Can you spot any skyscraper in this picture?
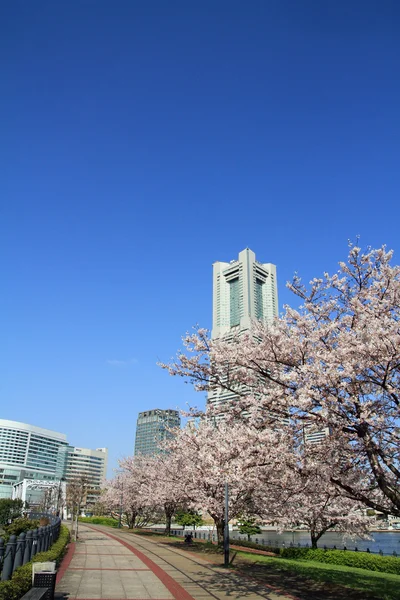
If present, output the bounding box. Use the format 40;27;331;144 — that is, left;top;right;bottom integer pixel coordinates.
209;248;278;409
134;409;180;456
212;248;278;339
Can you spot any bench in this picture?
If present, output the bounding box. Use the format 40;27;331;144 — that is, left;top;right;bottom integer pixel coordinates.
21;588;48;600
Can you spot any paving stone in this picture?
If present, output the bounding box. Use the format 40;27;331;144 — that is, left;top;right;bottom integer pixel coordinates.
56;524;294;600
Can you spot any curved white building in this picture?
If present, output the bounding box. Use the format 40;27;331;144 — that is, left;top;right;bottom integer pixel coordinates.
0;419;68;499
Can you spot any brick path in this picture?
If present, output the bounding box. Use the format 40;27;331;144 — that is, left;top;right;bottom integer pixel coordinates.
55;524;295;600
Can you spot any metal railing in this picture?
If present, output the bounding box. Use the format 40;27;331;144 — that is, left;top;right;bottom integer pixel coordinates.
0;515;61;581
166;528;399;557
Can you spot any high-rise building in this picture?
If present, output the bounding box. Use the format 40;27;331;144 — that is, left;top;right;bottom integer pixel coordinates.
303;425;330;445
0;419;69;500
209;248;278;409
134;409;180;456
65;447;108;512
0;419;107;513
212;248;278;340
65;447;108;487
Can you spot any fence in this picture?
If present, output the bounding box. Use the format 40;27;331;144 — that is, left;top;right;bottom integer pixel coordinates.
165;528;399;557
0;515;61;581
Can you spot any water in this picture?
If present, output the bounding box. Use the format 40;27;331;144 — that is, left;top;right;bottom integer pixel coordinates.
166;527;400;555
230;529;400;555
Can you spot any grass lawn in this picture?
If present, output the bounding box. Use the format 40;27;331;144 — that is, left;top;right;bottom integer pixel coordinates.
234;551;400;600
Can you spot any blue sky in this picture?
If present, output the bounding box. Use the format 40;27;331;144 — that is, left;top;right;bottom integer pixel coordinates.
1;1;399;474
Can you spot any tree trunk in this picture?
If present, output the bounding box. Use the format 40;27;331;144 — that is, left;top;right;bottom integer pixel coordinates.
310;522;335;549
127;511;137;529
164;503;175;536
165;513;172;536
70;508;75;539
74;507;79;541
247;534;251;542
215;519;225;546
310;530;318;549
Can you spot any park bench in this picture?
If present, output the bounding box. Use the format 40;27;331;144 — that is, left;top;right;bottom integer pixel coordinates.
20;588;48;600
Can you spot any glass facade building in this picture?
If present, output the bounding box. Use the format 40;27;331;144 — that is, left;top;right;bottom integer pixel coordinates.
209;248;279;411
212;248;278;340
0;419;68;499
0;420;107;510
134;409;180;456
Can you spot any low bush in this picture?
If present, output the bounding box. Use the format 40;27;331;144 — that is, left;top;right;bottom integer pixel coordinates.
280;546;400;575
0;525;70;600
5;519;40;538
78;516;119;527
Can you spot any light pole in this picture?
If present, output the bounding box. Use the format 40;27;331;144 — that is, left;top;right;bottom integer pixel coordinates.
224;482;229;567
118;481;123;528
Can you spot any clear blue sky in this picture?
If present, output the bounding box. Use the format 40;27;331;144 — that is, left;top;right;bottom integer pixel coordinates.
1;1;399;474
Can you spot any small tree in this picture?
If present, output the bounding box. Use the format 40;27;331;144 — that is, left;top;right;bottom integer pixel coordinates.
238;516;262;541
0;499;23;526
67;477;89;541
175;509;204;531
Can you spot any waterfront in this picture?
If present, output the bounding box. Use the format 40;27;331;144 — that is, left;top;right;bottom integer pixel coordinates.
166;527;400;555
231;529;400;555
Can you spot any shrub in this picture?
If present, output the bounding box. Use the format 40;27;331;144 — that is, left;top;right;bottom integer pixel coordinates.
0;525;70;600
280;546;400;575
78;516;119;527
5;519;40;538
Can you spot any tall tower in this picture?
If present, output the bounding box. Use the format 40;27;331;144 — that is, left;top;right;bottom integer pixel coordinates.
209;248;278;410
212;248;278;339
134;409;181;456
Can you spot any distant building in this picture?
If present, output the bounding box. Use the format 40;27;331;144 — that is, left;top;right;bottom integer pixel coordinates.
65;447;108;487
65;447;108;513
303;424;330;445
0;419;68;501
211;248;278;340
134;409;180;456
0;419;107;513
208;248;278;410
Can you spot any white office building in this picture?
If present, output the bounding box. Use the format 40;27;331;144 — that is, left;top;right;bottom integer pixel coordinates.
65;446;108;487
0;419;68;500
303;425;330;445
0;419;107;512
211;248;278;340
208;248;278;410
65;446;108;512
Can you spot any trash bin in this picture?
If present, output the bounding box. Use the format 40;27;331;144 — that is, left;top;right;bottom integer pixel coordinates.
32;564;56;600
33;573;56;600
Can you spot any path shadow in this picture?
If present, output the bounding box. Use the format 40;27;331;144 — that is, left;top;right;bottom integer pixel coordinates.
236;561;396;600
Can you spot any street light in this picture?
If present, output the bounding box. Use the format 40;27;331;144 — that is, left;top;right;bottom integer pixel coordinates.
224;482;229;567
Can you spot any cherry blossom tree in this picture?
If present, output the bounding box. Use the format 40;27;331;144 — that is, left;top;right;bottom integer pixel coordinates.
161;245;400;516
103;457;154;528
253;441;369;548
163;418;284;544
124;453;186;536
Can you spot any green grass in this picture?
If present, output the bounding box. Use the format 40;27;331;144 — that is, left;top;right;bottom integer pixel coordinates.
236;552;400;600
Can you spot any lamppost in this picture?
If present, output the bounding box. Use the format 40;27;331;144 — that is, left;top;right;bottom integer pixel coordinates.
224;482;229;567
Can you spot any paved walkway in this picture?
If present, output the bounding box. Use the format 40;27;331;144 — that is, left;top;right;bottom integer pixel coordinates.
56;524;295;600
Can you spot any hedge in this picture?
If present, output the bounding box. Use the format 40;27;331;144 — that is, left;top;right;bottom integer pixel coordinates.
78;517;119;527
0;525;70;600
280;546;400;575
